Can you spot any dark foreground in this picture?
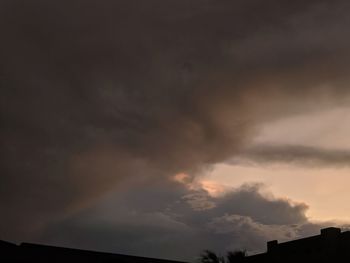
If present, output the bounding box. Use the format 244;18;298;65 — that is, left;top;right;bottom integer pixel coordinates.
1;227;350;262
0;241;186;263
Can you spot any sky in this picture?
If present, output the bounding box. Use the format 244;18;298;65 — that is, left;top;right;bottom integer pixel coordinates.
1;0;350;261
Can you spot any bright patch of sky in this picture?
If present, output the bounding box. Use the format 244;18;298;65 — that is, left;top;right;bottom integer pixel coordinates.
202;107;350;222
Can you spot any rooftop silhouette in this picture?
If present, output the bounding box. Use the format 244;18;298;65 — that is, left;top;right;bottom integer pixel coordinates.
0;241;187;263
2;227;350;262
245;227;350;262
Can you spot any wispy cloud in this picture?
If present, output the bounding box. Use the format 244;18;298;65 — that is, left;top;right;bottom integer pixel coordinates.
231;145;350;167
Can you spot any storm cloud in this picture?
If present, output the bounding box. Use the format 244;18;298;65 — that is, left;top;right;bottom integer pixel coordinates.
35;180;322;261
1;0;350;256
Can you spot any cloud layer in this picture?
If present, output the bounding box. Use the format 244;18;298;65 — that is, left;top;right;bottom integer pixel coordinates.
36;180;322;261
1;0;350;256
231;145;350;167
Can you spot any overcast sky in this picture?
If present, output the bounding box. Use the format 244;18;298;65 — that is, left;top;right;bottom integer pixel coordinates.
1;0;350;261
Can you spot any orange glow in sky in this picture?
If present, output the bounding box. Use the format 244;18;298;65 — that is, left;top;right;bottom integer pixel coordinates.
203;107;350;222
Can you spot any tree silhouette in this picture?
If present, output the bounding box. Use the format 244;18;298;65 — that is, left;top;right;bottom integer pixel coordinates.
199;249;246;263
199;250;225;263
226;250;246;263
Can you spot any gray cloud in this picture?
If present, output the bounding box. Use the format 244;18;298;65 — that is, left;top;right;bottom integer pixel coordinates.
33;180;322;261
231;145;350;167
1;0;350;246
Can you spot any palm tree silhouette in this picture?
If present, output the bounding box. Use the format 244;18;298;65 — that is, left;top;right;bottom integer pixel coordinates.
199;249;246;263
199;250;225;263
226;250;246;263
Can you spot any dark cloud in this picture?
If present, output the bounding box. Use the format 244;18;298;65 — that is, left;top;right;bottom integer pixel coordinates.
34;181;318;261
231;145;350;167
1;0;350;249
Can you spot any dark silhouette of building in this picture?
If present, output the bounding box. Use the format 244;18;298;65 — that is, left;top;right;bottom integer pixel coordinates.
245;227;350;262
2;227;350;262
0;241;187;263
